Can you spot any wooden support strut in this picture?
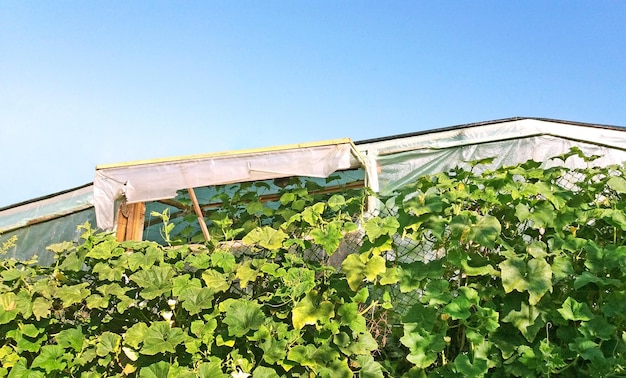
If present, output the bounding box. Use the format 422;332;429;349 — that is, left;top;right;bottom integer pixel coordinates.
188;187;211;242
116;201;146;242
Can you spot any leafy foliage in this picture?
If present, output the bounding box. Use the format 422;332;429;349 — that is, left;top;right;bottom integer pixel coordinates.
2;150;626;377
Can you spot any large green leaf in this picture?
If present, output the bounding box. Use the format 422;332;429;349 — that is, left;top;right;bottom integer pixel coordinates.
292;291;335;330
124;322;149;349
7;358;45;378
31;345;66;373
242;226;288;249
201;269;231;293
310;221;343;255
210;250;237;273
85;239;122;259
282;267;315;299
453;355;488;377
251;325;288;365
140;322;185;355
363;216;399;242
469;215;501;247
607;176;626;194
96;332;121;357
356;353;385;378
341;253;386;291
443;287;479;320
236;261;262;288
502;302;541;342
55;327;85;351
402;190;443;217
222;299;265;337
400;322;446;368
139;361;170;378
558;297;593;321
55;283;91;307
398;260;444;293
179;287;215;315
499;257;552;305
197;359;227;378
130;265;175;300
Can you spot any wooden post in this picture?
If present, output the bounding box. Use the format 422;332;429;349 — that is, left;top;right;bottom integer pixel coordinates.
116;201;146;241
188;188;211;242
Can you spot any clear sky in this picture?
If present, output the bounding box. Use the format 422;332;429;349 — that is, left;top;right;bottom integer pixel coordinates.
1;1;625;207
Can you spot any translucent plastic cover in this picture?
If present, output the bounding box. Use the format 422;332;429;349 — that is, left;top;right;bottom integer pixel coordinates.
359;119;626;195
94;140;363;229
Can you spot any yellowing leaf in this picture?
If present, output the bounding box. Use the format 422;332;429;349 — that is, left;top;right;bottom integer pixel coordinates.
292;291;334;330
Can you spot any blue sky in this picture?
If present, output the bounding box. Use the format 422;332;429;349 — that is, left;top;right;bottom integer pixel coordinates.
1;1;625;207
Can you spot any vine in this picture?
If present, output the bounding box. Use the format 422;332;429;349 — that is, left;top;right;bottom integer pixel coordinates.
0;149;625;377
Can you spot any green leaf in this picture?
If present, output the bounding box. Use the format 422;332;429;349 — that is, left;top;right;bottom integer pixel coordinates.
55;283;91;307
210;250;237;273
398;260;444;293
222;299;265;337
86;239;121;259
400;322;446;368
93;262;124;281
252;325;288;365
1;269;25;282
55;327;85;351
140;322;185;355
7;358;45;378
443;287;478;320
242;226;288;249
402;190;443;217
130;265;175;300
574;271;621;289
453;354;488;377
96;332;121;357
139;361;170;378
310;221;343;255
246;201;264;215
499;257;552;305
279;192;296;205
341;253;387;291
502;302;541;342
201;269;231;292
252;366;280;378
31;297;51;321
292;291;335;329
198;359;227;378
356;354;385;378
282;267;315;299
470;215;501;247
124;322;149;349
179;287;214;315
327;194;347;211
568;338;603;361
337;302;367;333
558;297;593;321
364;216;399;242
236;261;262;289
607;176;626;194
31;345;66;373
302;203;326;225
86;294;108;309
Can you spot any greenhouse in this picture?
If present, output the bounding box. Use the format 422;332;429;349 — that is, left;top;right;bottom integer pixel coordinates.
2;117;625;263
3;116;626;377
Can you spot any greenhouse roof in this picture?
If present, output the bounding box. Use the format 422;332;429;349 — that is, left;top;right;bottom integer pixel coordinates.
94;138;365;230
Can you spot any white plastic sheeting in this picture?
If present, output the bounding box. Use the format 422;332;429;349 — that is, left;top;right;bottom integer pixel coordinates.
94;139;364;230
358;119;626;195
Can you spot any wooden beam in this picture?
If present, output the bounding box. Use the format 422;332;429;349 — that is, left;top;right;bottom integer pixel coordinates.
116;201;146;241
188;188;211;242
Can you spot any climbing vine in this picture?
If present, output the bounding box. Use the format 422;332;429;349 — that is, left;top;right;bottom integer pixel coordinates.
1;148;625;377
